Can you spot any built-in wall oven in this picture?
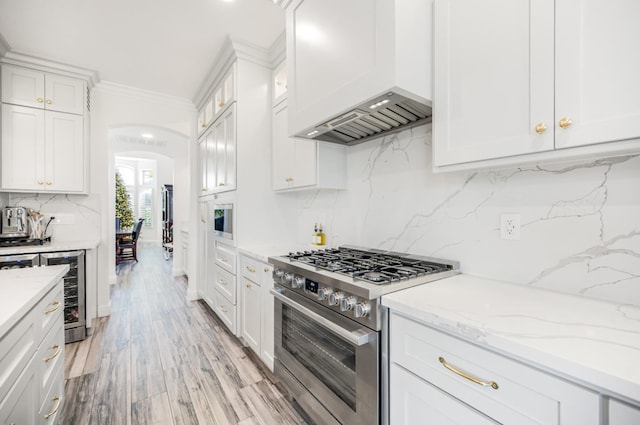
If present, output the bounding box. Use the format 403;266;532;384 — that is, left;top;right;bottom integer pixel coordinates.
269;246;459;425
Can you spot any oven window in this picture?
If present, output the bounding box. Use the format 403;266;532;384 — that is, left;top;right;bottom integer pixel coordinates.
282;305;357;410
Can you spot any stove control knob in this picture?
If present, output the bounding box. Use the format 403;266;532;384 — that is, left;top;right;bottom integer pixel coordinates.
292;275;305;289
354;302;371;318
274;269;284;280
284;272;294;284
340;296;357;312
328;292;345;306
318;287;333;301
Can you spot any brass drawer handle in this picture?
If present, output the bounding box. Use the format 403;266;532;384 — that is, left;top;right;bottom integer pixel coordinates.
46;99;52;105
263;267;270;273
37;97;44;103
246;283;251;288
535;122;547;134
218;279;227;285
439;356;499;390
558;117;573;129
43;344;61;362
43;396;61;419
220;305;228;313
44;300;60;314
246;266;256;273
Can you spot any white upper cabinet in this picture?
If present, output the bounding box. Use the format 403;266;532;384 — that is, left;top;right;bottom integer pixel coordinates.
554;0;640;150
272;100;346;191
1;104;84;193
272;60;287;106
286;0;431;136
433;0;640;168
1;64;85;115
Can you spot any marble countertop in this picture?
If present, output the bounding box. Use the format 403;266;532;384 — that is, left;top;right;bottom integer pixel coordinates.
381;274;640;403
238;244;314;263
0;238;100;256
0;265;69;337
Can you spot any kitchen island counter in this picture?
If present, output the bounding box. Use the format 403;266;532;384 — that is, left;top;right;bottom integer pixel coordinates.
382;274;640;404
0;238;100;256
0;264;69;337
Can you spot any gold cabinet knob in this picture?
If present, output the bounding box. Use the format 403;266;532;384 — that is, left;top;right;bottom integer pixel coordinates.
246;283;251;288
285;177;293;182
37;97;43;103
218;101;224;108
559;117;573;129
37;180;44;185
46;181;52;185
264;267;270;273
46;99;52;104
218;182;225;186
535;123;547;134
201;123;206;128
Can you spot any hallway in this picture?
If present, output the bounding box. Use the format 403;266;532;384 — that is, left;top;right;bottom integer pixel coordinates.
62;245;308;425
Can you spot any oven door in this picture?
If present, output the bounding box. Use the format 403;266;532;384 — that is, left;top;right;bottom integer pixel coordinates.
271;286;379;425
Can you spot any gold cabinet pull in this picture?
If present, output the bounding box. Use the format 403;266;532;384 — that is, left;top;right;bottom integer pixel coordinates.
246;266;256;273
439;357;499;390
37;97;44;103
218;182;225;186
38;180;44;185
285;177;294;182
43;396;61;419
220;305;228;313
218;101;224;108
46;99;52;104
264;267;270;273
535;123;547;134
46;181;53;185
44;300;60;314
218;279;227;285
558;117;573;129
43;344;61;362
246;283;251;288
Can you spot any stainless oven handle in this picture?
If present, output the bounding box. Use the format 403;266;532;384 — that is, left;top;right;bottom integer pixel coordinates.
270;288;373;346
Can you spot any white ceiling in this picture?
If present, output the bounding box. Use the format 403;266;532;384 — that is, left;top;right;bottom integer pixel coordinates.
0;0;285;100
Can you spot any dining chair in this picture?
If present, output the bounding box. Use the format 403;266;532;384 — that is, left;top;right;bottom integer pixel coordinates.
117;218;144;263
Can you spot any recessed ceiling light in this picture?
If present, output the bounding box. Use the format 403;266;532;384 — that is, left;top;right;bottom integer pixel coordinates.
141;133;154;139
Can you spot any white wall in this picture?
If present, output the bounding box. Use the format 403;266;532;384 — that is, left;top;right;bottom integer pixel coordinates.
290;124;640;307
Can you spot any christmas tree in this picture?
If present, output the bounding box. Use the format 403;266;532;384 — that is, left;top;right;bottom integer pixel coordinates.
115;171;135;229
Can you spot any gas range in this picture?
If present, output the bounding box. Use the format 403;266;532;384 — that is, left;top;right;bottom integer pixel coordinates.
269;245;459;331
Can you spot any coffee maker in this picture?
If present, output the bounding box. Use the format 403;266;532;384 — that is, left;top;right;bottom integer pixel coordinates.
1;206;29;238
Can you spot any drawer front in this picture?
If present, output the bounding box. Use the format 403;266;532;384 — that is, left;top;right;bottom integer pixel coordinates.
39;283;64;340
609;398;640;424
213;289;236;334
215;265;236;304
215;242;236;274
390;363;497;425
241;256;260;282
38;322;65;408
390;314;599;425
0;309;37;402
39;364;64;425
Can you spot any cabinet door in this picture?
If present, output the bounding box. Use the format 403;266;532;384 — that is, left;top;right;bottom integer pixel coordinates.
45;74;85;115
198;134;208;195
609;399;640;425
1;65;45;109
45;111;84;192
292;138;317;188
433;0;555;166
216;104;236;191
555;0;640;149
206;127;217;194
272;101;295;190
241;277;261;355
1;104;45;191
390;363;497;425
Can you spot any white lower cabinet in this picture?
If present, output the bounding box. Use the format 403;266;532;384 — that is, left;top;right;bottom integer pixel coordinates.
609;398;640;425
212;240;237;335
0;279;65;424
389;313;599;425
391;363;496;425
240;254;275;371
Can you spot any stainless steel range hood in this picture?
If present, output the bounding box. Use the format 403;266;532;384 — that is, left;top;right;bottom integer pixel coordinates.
294;92;432;146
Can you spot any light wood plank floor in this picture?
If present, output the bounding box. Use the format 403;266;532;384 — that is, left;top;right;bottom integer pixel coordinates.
63;245;309;425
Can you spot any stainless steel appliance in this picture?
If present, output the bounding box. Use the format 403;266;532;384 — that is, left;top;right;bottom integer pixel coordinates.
0;253;40;269
40;251;86;343
1;206;29;238
269;246;459;425
213;200;234;242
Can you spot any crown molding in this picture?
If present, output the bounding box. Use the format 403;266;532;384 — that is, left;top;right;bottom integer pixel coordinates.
94;81;196;111
268;31;286;69
0;51;99;88
0;33;9;58
193;36;273;107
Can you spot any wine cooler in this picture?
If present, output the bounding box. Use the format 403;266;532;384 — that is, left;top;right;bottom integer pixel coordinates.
41;250;86;343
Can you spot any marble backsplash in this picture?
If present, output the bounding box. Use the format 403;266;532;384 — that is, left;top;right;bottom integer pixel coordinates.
294;124;640;306
7;193;101;242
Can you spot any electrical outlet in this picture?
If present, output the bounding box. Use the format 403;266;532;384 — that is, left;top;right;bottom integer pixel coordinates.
500;213;521;240
52;213;75;225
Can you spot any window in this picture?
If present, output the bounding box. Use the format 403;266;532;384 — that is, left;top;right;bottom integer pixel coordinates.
116;161;155;231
